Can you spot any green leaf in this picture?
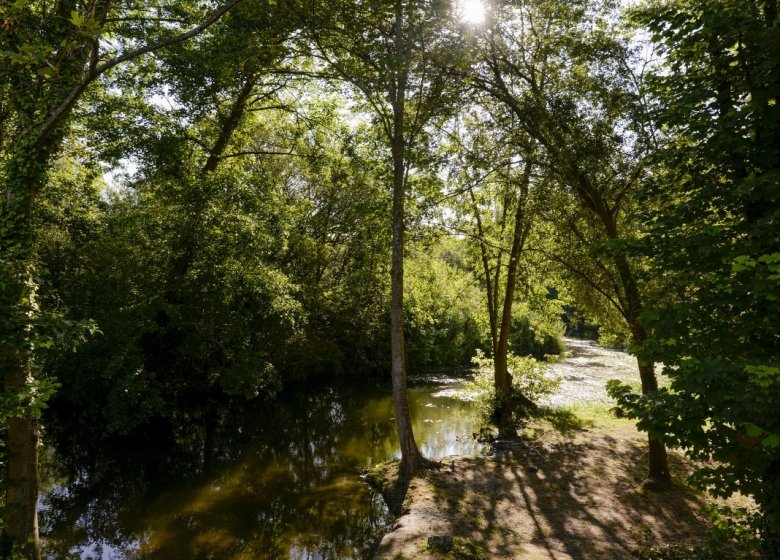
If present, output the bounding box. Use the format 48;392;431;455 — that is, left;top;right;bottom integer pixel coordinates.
732;255;757;272
745;365;780;387
761;435;780;449
70;10;84;26
744;423;763;437
758;253;780;264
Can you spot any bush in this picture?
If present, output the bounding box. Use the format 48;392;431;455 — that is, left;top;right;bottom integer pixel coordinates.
466;350;560;424
706;504;762;559
405;242;489;369
509;316;564;359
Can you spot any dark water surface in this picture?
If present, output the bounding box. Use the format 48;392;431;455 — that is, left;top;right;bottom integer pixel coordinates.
40;373;482;560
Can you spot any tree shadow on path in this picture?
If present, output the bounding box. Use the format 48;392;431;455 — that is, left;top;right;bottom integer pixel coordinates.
376;427;715;560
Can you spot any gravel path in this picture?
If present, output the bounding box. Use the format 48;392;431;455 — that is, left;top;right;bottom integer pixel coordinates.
542;337;646;408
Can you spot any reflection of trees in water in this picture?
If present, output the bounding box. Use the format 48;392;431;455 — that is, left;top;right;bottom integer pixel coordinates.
41;379;397;560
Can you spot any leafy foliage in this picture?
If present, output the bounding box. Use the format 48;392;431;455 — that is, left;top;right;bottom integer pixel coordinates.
705;504;762;559
2;0;778;556
509;299;566;360
405;239;489;369
609;0;780;552
467;349;560;424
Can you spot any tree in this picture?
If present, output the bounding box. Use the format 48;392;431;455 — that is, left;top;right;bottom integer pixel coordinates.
302;0;459;475
464;0;672;487
609;0;780;553
404;236;489;370
443;112;541;435
0;1;241;555
274;107;395;377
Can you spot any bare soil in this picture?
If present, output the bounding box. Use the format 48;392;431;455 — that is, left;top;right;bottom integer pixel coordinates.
373;419;720;559
372;340;750;560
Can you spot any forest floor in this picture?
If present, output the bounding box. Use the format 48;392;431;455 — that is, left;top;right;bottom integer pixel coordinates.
371;340;753;560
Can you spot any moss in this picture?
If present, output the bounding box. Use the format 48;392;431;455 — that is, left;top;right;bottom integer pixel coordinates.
362;460;397;493
450;536;488;560
426;536;488;560
362;460;409;515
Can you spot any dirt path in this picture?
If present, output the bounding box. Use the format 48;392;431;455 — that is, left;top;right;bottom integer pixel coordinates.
372;339;720;560
373;433;709;559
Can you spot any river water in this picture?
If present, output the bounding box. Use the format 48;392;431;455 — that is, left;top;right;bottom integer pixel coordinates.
40;339;639;559
40;373;484;560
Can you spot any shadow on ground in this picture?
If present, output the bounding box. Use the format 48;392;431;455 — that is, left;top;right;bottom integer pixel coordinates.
374;427;711;560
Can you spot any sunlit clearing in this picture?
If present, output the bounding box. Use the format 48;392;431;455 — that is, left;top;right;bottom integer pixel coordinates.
458;0;486;25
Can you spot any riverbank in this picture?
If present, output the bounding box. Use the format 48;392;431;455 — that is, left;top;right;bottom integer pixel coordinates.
370;404;753;560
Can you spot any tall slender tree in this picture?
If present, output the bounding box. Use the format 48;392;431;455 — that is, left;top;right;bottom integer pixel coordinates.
301;0;458;474
445;115;539;435
465;0;672;487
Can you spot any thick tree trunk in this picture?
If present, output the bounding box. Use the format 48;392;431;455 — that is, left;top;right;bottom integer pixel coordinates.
0;6;241;556
2;40;90;559
2;354;40;560
636;359;671;488
619;259;671;489
599;210;671;489
1;152;43;560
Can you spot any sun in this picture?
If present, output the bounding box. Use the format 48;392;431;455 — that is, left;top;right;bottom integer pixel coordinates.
458;0;486;25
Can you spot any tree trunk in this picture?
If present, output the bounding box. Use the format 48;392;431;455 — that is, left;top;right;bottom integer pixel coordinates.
636;358;671;488
2;358;41;560
493;245;516;436
389;144;423;473
0;5;242;556
486;28;671;489
492;162;534;437
202;78;256;173
1;150;44;560
616;255;672;490
389;0;424;476
606;216;672;489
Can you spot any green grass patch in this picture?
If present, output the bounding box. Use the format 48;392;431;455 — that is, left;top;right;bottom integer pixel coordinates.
526;403;637;439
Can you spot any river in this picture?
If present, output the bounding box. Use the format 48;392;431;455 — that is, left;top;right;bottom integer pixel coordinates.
40;338;640;559
40;373;485;560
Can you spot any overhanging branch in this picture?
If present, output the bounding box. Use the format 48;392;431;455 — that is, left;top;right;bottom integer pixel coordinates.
36;0;244;145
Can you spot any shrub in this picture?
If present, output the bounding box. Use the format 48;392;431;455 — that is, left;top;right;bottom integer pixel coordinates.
466;350;560;424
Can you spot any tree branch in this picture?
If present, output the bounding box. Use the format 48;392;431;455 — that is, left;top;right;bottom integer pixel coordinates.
218;149;304;160
36;0;244;145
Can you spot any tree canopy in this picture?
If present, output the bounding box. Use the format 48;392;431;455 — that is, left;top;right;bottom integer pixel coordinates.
1;0;778;557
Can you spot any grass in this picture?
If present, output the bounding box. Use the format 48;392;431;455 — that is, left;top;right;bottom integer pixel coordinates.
523;402;634;440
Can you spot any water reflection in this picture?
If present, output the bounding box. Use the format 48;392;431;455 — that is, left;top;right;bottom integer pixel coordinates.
41;373;482;560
